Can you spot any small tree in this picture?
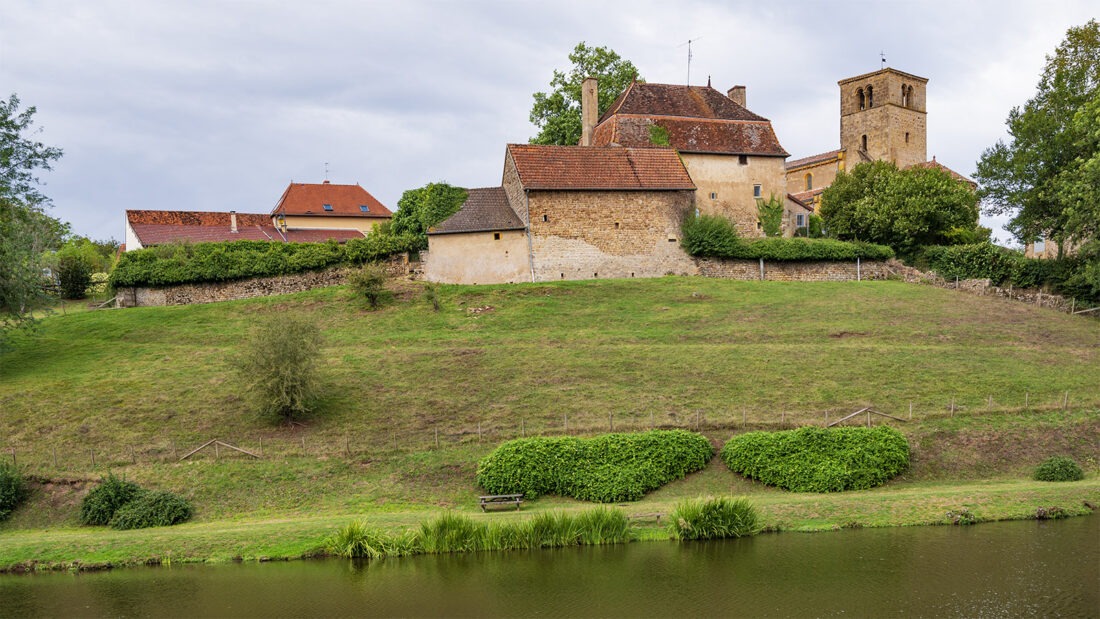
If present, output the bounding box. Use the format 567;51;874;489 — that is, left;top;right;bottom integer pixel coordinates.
57;250;93;299
347;263;390;309
237;315;323;423
756;194;784;237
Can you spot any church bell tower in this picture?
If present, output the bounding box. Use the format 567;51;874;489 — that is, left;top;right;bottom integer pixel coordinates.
838;68;928;168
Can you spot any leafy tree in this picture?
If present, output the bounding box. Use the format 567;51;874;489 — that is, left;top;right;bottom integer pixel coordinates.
819;161;981;255
1;93;66;340
389;182;468;242
347;263;390;309
237;315;323;423
529;42;642;145
975;19;1100;251
755;194;785;237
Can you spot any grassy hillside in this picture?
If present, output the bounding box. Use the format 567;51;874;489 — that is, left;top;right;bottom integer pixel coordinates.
0;277;1098;569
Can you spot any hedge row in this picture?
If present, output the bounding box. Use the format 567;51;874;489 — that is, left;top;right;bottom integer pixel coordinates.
917;242;1099;302
110;233;421;288
682;214;894;261
720;426;910;493
476;430;714;503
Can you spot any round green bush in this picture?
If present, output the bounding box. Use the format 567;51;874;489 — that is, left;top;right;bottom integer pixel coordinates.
110;490;193;530
721;426;910;493
0;463;29;521
1033;456;1085;482
79;473;144;526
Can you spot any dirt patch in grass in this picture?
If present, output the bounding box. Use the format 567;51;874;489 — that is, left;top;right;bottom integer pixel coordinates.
829;331;867;338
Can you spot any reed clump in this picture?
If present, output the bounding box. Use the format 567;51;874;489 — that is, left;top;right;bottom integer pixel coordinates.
668;497;763;541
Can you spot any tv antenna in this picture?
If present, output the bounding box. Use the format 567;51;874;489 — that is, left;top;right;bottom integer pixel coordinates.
880;50;887;69
324;162;329;180
678;37;703;85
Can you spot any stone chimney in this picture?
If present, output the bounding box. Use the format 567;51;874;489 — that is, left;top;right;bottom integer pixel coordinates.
581;76;598;146
230;210;238;233
728;85;746;108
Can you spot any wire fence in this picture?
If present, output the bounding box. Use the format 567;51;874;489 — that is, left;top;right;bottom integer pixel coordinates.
4;391;1095;474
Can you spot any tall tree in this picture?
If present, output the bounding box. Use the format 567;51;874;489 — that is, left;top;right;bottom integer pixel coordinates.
974;19;1100;250
1;93;66;340
389;182;468;243
820;161;982;255
529;42;642;145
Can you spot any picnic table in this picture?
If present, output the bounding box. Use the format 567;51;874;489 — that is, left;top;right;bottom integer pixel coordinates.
479;494;523;511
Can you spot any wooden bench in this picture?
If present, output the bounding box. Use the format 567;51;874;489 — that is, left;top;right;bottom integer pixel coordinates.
479;494;523;511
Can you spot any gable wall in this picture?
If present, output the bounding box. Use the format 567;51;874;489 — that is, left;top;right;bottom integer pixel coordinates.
682;153;787;237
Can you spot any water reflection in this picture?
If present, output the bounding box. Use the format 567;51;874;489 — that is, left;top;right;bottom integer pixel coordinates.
1;516;1096;617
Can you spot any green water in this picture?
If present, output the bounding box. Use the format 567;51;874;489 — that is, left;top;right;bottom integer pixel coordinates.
2;516;1097;617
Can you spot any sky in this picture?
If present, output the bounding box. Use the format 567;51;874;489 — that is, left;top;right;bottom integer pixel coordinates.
1;0;1095;246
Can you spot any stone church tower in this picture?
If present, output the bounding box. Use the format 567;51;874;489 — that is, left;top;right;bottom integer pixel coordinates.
838;68;928;168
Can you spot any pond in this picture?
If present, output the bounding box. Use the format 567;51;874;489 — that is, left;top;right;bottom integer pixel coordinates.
2;516;1096;617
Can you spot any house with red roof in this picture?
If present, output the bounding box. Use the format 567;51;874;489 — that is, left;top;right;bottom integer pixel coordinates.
125;181;391;251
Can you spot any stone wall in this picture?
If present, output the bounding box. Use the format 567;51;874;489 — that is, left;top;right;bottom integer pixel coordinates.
695;258;893;281
527;189;697;281
682;153;788;238
117;255;413;307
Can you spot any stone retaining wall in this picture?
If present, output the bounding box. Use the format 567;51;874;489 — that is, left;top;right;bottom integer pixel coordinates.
694;258;892;281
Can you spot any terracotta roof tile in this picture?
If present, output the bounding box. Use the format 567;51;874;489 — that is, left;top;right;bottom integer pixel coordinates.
126;210;365;246
271;181;393;218
599;82;767;123
429;187;525;235
593;115;788;157
785;150;843;170
127;210;270;227
507;144;695;191
129;223;278;245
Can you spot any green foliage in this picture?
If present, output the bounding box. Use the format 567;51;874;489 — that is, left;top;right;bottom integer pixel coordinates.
721;426;910;493
423;282;441;312
668;496;762;540
1;93;67;340
808;214;824;238
0;463;28;521
682;213;893;261
418;512;485;553
529;42;642;145
109;490;193;530
917;241;1099;302
945;508;978;525
820;160;980;254
343;229;422;264
347;263;390;309
475;430;713;503
389;182;468;240
56;247;93;299
1033;456;1085;482
648;124;670;146
237;315;323;422
325;520;418;559
756;194;785;237
79;473;143;526
975;19;1100;247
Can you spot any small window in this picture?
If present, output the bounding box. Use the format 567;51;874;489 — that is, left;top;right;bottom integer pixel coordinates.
493;232;501;240
359;205;370;212
709;192;718;200
668;238;676;242
614;222;620;229
905;132;910;144
796;214;805;226
542;214;548;222
323;204;333;211
738;155;748;165
753;184;762;198
805;173;812;191
861;135;868;151
866;85;874;108
857;88;865;111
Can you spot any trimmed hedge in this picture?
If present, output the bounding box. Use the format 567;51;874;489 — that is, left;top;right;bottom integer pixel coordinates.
110;232;421;288
682;214;893;261
0;464;28;521
721;426;910;493
476;430;714;503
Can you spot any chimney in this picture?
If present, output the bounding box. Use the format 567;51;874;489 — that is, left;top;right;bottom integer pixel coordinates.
581;76;598;147
230;210;238;233
728;85;746;108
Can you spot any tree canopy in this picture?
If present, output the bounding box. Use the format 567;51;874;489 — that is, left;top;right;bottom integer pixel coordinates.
1;93;66;339
529;42;642;145
389;182;468;244
974;19;1100;250
819;161;983;255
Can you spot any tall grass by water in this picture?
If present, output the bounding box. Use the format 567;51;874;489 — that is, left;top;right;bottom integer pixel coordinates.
668;497;763;540
325;507;633;559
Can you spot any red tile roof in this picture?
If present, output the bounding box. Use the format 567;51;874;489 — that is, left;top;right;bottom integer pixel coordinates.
126;210;365;247
127;210;271;227
785;150;843;170
593;115;788;157
271;181;393;218
507;144;695;191
599;82;767;123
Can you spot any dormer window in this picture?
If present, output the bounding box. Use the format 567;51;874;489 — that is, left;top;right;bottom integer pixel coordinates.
323;204;333;211
359;205;370;212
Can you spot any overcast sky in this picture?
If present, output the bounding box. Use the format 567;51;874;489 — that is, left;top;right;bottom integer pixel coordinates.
2;1;1095;245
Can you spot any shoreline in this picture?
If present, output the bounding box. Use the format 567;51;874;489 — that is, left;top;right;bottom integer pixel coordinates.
3;476;1096;574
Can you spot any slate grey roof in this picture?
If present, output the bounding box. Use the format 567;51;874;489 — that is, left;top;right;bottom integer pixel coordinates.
428;187;526;235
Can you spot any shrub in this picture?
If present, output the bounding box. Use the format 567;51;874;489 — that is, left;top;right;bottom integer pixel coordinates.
476;430;714;503
237;314;323;422
79;473;143;526
668;497;762;540
682;213;893;261
347;263;390;309
423;283;442;312
721;426;910;493
0;463;28;521
109;490;193;530
57;252;94;299
756;194;785;237
1033;456;1085;482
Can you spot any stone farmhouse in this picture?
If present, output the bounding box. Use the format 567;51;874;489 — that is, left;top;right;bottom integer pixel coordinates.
124;181;391;250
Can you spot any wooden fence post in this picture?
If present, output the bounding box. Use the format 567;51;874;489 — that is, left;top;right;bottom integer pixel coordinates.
477;421;482;443
9;447;14;467
909;402;913;420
